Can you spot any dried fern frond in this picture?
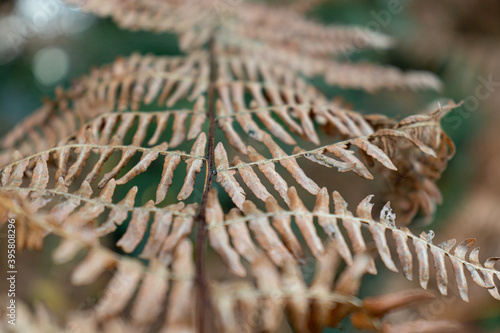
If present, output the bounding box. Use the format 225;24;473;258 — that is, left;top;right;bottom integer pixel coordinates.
0;189;195;330
1;0;499;332
69;0;441;92
209;244;452;332
0;50;453;222
0;52;208;166
0;129;203;256
0;220;460;333
206;187;500;302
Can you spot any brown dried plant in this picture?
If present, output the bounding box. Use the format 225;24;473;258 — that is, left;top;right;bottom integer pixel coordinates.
390;1;500;326
0;1;498;332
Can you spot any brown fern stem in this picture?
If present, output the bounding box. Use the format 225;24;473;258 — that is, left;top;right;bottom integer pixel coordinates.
195;36;217;333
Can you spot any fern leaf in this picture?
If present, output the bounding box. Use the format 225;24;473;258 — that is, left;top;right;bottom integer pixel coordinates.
0;1;499;332
208;188;500;302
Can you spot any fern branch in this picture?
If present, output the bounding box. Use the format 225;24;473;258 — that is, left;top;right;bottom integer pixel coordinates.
193;36;218;333
206;188;500;302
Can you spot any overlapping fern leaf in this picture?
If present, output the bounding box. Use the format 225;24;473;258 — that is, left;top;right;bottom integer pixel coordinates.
0;0;499;332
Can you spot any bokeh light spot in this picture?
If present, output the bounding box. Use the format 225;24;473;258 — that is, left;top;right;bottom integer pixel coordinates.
32;47;69;86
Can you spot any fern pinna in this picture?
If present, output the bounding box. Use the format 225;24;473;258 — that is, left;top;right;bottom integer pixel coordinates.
0;0;498;332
